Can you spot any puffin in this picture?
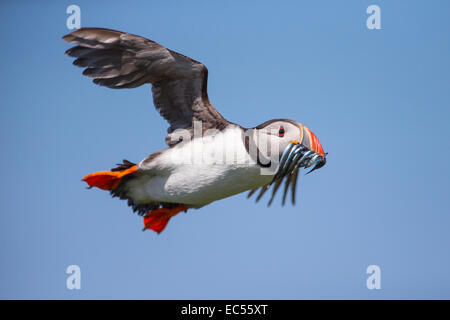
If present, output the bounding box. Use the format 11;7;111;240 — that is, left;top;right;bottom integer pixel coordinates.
63;28;327;234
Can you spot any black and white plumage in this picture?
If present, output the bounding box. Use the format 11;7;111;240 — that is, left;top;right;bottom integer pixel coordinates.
63;28;326;233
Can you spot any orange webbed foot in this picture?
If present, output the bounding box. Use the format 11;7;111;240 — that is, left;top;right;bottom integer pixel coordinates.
143;205;187;234
82;165;137;190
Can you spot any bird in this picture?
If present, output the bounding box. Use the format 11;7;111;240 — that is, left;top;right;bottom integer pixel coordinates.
63;28;327;234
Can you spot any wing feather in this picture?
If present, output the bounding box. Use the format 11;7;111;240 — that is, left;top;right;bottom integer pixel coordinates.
63;27;229;146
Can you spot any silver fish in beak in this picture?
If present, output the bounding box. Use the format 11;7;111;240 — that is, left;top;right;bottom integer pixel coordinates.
271;142;326;183
248;127;326;206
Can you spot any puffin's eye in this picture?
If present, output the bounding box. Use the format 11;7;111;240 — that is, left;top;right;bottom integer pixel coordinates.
278;126;285;137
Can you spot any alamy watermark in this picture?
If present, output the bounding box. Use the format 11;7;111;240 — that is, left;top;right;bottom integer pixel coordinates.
366;265;381;290
157;121;284;175
66;5;81;30
66;265;81;290
366;5;381;30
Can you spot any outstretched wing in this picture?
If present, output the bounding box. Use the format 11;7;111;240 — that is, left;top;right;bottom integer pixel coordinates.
63;28;229;146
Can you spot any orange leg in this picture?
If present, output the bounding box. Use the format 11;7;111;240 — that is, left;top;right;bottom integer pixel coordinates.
143;205;187;234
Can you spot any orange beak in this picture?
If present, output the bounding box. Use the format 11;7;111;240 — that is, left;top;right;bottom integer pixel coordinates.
303;127;325;157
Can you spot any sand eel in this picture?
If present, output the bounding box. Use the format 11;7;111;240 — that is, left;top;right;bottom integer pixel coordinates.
63;28;327;233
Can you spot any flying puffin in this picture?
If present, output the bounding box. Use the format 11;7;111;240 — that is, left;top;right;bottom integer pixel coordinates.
63;28;327;234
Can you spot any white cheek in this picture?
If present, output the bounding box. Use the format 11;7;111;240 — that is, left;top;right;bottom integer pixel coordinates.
285;132;295;143
291;130;301;142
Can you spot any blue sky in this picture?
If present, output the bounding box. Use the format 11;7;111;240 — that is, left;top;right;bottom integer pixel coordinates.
1;0;449;299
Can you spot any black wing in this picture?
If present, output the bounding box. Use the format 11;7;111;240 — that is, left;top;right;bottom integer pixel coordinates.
63;28;229;146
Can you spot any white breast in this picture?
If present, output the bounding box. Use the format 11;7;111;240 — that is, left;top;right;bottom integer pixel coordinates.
129;126;273;207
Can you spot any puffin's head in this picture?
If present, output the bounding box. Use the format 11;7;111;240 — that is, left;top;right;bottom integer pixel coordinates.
253;119;326;177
